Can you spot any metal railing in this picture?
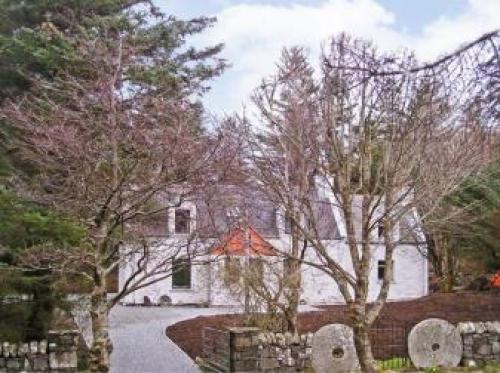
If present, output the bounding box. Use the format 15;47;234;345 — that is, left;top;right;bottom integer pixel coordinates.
370;320;416;370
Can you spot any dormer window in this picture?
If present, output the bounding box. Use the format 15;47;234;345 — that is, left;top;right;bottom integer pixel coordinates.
226;206;241;225
175;209;191;234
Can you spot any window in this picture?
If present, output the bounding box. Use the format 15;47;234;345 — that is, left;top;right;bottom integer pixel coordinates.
284;214;293;234
377;223;385;239
172;259;191;289
377;260;394;281
175;209;190;234
226;206;241;226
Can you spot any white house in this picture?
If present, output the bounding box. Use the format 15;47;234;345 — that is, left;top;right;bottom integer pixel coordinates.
118;186;428;306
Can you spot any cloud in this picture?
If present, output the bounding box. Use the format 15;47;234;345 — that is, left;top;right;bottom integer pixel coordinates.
191;0;499;115
414;0;500;60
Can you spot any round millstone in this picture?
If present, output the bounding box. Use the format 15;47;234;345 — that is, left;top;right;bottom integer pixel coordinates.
408;318;462;368
311;324;359;373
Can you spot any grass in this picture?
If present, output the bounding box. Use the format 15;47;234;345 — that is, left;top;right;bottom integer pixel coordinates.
375;362;500;372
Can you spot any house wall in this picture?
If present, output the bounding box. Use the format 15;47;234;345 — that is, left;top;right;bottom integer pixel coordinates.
118;239;211;305
209;258;245;307
118;239;427;306
265;238;428;305
118;197;428;306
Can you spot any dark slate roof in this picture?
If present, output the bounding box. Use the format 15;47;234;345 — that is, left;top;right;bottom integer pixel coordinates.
310;194;341;240
196;185;279;238
195;185;341;240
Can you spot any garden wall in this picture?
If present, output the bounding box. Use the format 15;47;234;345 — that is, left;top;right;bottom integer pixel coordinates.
228;327;312;372
459;321;500;366
221;321;500;372
0;330;78;372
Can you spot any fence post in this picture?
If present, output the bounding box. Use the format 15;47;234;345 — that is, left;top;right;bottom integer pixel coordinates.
228;327;261;372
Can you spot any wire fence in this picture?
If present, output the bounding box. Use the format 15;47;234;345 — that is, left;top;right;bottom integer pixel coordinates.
202;321;419;371
370;320;416;370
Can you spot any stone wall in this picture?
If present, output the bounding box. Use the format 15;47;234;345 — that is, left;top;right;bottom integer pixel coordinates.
228;327;312;372
0;330;78;372
458;321;500;367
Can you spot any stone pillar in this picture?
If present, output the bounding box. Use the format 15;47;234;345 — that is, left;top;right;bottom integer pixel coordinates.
48;330;79;372
228;327;261;372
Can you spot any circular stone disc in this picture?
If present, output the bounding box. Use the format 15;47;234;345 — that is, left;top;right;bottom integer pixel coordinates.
408;318;462;368
312;324;360;373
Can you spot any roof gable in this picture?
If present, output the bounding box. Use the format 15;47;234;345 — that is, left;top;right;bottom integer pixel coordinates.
211;226;277;256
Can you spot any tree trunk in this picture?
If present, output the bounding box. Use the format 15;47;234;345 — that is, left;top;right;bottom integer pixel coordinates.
352;318;376;373
439;236;455;292
284;307;299;334
283;220;302;334
284;257;301;334
89;285;112;372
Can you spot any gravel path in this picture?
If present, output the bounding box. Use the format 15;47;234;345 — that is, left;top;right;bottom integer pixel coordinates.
109;306;237;373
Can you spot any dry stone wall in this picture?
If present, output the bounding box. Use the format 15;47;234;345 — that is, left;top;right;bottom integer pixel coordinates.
225;320;500;372
458;321;500;367
0;330;78;372
228;327;312;372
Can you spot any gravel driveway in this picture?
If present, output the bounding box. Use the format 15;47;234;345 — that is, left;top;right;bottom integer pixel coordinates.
109;306;237;373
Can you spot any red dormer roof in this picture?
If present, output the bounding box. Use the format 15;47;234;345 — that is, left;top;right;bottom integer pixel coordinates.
211;226;277;256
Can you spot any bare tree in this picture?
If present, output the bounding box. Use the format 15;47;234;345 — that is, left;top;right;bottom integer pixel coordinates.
246;35;492;371
245;47;319;333
0;18;224;371
332;30;500;292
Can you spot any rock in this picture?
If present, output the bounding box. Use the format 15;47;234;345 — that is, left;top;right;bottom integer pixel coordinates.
33;355;49;371
476;343;491;355
29;341;38;354
475;322;486;334
38;340;47;354
17;343;29;356
300;334;307;346
463;358;477;368
485;321;500;333
6;358;21;370
492;341;500;355
306;332;314;347
458;322;476;334
408;318;462;368
2;343;9;358
158;295;172;307
311;324;359;373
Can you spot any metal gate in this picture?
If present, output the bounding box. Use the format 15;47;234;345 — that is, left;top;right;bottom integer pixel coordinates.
370;320;415;369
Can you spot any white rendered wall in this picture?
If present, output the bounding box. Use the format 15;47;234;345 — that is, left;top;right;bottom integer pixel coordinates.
118;196;428;306
118;239;427;306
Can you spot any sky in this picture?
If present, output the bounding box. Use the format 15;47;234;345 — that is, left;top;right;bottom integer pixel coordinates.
154;0;500;116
